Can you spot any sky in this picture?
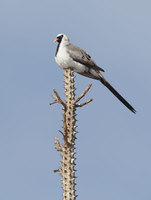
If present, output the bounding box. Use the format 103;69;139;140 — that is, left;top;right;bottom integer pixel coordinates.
0;0;151;199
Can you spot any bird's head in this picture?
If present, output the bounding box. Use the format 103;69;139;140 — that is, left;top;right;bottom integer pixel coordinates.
54;33;70;44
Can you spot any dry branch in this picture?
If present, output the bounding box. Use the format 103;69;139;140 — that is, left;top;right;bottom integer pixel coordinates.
49;90;66;109
74;83;92;104
54;137;62;151
50;69;92;200
75;98;93;107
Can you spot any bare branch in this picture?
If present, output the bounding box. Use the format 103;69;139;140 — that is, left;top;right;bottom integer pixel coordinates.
50;89;66;109
74;83;92;104
55;137;62;151
51;93;58;101
49;100;58;106
53;89;66;108
54;168;61;173
75;98;93;107
53;89;64;104
59;130;65;136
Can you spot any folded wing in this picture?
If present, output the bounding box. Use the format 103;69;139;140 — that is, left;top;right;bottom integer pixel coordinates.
67;44;105;72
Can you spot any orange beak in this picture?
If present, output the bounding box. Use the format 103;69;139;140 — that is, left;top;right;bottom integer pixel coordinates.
54;38;58;42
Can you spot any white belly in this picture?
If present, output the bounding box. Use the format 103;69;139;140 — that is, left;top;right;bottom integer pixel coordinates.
55;46;86;73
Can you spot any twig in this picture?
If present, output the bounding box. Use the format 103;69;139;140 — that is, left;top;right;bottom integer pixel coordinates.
51;93;58;101
74;83;92;104
59;130;65;136
54;168;61;173
53;89;66;108
55;137;62;151
75;98;93;107
49;100;58;105
49;89;66;109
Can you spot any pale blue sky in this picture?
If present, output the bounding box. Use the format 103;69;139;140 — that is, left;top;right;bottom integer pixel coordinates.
1;0;151;199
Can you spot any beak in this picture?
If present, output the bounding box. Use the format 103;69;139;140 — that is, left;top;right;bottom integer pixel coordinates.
54;38;58;42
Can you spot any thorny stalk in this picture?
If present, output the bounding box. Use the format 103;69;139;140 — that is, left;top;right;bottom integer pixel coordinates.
50;69;93;200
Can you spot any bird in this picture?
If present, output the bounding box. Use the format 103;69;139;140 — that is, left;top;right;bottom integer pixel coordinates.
54;33;136;113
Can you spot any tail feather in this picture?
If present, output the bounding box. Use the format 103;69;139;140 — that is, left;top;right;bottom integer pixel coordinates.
98;73;136;113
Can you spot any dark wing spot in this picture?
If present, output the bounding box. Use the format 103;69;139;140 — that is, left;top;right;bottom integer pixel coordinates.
86;54;91;59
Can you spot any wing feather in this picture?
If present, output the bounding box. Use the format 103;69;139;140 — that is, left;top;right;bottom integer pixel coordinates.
67;44;105;72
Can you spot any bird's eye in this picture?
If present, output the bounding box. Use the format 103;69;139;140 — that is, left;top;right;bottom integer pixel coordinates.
58;35;63;39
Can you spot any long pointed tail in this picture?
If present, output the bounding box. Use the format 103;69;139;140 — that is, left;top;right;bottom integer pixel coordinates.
98;73;136;113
